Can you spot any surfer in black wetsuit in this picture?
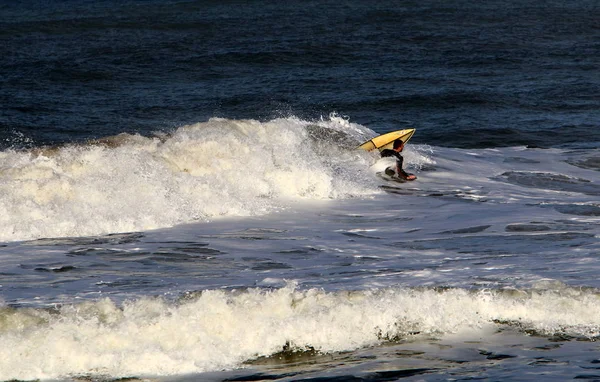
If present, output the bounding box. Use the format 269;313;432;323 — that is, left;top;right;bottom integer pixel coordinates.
380;139;417;181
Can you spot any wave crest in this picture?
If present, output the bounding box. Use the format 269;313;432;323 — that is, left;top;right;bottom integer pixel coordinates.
0;116;378;242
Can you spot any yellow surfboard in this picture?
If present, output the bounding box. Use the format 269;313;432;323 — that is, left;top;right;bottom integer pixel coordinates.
358;129;415;152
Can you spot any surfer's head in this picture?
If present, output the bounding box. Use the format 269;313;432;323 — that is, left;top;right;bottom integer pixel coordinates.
393;139;404;151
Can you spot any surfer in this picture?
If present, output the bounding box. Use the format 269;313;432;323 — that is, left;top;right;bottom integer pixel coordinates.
381;139;417;181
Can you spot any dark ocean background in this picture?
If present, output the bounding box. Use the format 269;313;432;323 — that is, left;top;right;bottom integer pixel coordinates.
2;0;599;150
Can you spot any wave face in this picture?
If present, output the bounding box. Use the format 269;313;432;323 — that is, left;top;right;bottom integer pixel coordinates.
2;284;599;381
0;116;382;242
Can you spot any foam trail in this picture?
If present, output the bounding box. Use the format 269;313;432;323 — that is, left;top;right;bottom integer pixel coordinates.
1;284;599;380
0;116;382;242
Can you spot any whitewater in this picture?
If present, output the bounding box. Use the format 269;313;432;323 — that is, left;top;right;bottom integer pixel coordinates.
0;116;378;242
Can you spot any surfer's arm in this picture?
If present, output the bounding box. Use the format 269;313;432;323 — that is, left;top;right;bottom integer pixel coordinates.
397;167;416;180
394;153;417;181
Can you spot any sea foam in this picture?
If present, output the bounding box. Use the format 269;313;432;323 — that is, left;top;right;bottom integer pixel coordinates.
1;284;599;380
0;116;382;242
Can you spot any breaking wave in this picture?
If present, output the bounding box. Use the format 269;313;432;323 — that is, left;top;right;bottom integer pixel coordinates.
0;116;384;242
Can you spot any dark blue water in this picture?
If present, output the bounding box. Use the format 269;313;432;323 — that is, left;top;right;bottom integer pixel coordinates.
2;0;599;150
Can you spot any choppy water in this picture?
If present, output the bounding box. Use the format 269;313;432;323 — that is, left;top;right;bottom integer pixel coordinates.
1;1;599;381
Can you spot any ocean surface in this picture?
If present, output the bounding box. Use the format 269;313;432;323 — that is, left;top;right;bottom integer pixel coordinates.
1;0;600;381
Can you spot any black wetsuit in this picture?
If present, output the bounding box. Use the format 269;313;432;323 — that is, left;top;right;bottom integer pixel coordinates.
380;149;411;178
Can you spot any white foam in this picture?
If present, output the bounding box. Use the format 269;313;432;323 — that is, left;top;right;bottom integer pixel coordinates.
0;117;380;242
1;284;599;381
